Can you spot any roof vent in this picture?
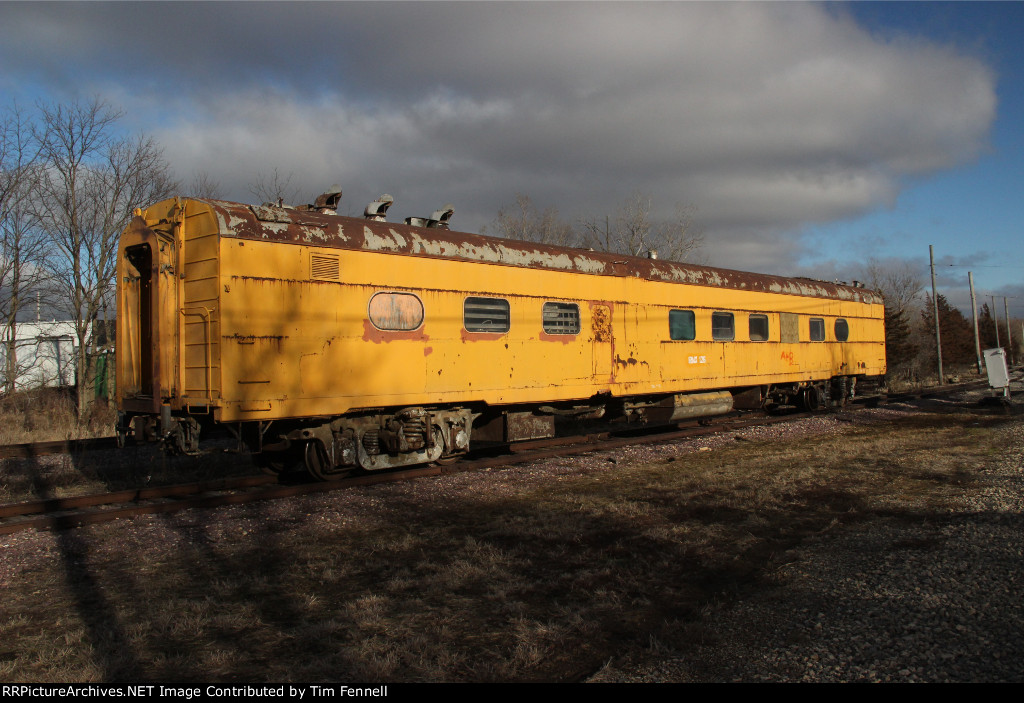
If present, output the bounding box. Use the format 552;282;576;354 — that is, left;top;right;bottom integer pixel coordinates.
295;185;342;214
313;185;342;214
365;194;394;222
428;204;455;229
405;204;454;229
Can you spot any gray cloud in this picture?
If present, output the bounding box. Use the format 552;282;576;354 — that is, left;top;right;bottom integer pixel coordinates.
0;2;997;274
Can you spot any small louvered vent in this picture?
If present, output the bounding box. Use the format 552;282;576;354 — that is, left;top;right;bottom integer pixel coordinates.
310;254;340;281
464;297;510;333
542;302;580;335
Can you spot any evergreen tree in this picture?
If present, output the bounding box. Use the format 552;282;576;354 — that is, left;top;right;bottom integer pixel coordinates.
920;294;975;367
977;302;1008;351
884;305;917;374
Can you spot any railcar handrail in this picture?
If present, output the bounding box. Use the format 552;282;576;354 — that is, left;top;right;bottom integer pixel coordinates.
180;306;214;405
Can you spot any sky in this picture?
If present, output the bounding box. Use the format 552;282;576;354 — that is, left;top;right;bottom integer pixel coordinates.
1;1;1021;318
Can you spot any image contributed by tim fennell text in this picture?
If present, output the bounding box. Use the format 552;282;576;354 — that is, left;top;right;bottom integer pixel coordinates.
2;685;389;699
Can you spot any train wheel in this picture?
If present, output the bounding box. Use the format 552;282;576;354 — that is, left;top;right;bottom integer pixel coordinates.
431;427;461;466
801;386;823;412
304;439;347;481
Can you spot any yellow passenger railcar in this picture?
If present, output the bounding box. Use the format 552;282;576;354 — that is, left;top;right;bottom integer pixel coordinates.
117;194;885;478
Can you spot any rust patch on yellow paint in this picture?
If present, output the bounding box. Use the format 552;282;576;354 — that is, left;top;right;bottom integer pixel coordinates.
538;332;576;345
590;303;612;343
231;275;340;286
227;334;286;342
460;327;505;342
361;319;429;344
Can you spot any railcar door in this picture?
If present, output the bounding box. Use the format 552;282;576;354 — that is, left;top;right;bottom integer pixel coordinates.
121;242;154;398
117;215;179;411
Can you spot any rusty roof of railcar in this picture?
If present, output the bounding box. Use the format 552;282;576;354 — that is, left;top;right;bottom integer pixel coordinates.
192;198;882;305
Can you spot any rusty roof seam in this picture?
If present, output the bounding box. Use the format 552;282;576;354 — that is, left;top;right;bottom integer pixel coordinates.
179;198;884;305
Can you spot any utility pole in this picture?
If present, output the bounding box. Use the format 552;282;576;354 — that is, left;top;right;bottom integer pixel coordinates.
1005;297;1014;365
969;272;982;374
929;245;943;383
991;295;1001;348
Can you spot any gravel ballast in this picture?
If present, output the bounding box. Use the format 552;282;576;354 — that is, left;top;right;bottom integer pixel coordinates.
590;390;1024;683
3;386;1022;682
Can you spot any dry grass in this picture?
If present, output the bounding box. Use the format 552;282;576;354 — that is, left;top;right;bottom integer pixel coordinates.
0;408;1016;682
886;366;987;392
0;388;115;445
0;444;256;504
0;388;256;503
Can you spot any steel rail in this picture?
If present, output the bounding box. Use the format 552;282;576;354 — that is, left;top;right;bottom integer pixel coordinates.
0;380;1012;536
0;410;825;536
0;436;117;460
0;378;1001;461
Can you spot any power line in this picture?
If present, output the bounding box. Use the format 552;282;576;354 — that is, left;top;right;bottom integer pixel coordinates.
943;263;1024;269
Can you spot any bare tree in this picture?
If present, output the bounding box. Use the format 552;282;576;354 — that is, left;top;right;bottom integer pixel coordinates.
579;192;703;262
860;258;924;316
248;167;300;206
0;103;49;394
34;98;177;414
187;170;224;200
860;258;926;381
489;193;577;247
651;202;705;263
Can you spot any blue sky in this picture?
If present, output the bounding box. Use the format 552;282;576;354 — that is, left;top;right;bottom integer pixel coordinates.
801;2;1024;316
1;1;1020;317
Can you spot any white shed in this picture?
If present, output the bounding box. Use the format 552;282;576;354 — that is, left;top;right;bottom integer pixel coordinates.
0;321;80;391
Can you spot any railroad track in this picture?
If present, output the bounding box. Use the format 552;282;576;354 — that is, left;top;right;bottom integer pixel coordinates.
0;378;1001;462
0;467;452;536
0;379;1010;536
0;410;816;535
0;436;117;460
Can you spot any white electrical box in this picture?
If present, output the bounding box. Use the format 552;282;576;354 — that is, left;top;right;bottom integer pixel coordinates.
983;347;1010;389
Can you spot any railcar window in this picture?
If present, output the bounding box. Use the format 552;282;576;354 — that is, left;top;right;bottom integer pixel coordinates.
809;317;826;342
464;297;511;333
712;312;735;341
669;310;696;340
542;302;581;335
748;314;769;341
368;292;424;331
835;318;850;342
